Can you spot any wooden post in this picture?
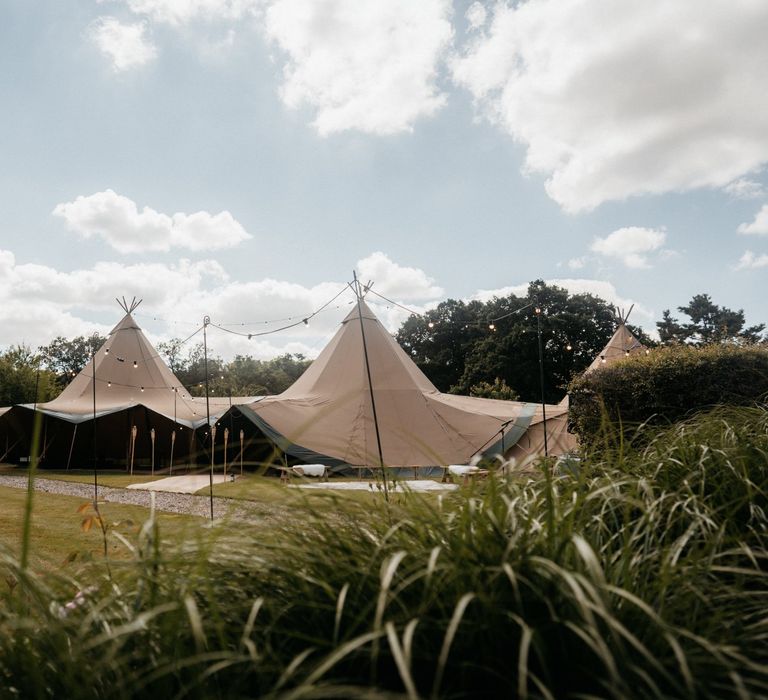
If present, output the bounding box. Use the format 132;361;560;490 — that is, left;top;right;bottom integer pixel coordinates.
210;424;217;473
130;425;137;475
239;429;244;475
150;428;156;475
223;427;229;477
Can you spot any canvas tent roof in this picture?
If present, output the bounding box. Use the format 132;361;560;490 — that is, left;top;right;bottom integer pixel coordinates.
585;322;646;373
25;312;258;428
239;300;575;467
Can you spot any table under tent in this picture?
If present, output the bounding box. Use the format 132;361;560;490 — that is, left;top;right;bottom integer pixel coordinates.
1;301;260;471
219;297;577;477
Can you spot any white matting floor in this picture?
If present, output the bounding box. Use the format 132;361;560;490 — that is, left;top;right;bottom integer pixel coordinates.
293;479;458;492
127;475;230;494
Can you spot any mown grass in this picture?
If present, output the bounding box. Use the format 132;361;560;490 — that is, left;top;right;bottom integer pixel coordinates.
0;486;193;571
1;406;767;698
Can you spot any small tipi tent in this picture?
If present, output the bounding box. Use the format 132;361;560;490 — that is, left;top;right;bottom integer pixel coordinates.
6;299;257;467
585;307;647;374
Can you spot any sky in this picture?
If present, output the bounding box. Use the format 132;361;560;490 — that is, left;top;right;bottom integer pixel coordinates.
1;0;767;360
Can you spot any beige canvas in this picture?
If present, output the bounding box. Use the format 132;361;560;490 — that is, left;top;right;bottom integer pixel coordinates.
585;323;646;373
27;312;257;428
241;301;574;467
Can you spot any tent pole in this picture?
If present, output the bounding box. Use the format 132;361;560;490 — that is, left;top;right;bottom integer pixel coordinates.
535;307;549;457
203;316;213;520
66;423;77;471
92;344;98;501
1;438;20;463
352;272;388;500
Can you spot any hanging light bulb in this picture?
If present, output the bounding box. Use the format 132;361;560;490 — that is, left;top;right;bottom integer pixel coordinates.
488;323;496;331
105;348;109;354
248;334;252;340
140;386;145;392
133;360;138;368
645;349;650;355
428;321;434;329
535;307;542;315
302;318;309;325
625;350;630;356
107;381;111;387
600;355;606;364
566;344;572;351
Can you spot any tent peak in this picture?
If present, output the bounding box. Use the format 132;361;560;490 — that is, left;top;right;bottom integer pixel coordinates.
613;303;635;326
117;296;142;314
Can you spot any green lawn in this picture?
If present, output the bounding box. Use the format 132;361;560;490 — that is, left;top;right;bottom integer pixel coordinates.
0;485;193;571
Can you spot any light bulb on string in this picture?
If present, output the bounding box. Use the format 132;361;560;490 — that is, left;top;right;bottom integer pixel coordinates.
428;322;434;329
133;361;137;368
566;344;572;351
600;355;606;364
488;323;496;331
140;386;144;392
107;381;111;387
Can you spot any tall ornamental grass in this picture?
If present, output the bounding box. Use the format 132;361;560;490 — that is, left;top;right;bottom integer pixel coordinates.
1;406;767;699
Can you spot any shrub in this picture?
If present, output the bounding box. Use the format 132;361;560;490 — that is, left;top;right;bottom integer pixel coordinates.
568;343;768;446
1;407;767;698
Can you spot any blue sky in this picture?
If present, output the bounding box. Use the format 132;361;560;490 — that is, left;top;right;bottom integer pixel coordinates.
1;0;766;359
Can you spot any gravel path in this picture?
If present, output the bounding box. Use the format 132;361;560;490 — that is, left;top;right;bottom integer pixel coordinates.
0;475;283;523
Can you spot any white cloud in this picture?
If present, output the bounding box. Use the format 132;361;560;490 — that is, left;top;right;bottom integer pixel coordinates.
53;190;252;253
472;277;654;327
0;251;228;349
263;0;453;135
123;0;260;25
737;204;768;235
726;178;765;200
591;227;666;269
735;250;768;270
452;0;768;212
567;256;586;270
465;2;487;31
356;252;443;300
87;16;157;71
0;250;443;360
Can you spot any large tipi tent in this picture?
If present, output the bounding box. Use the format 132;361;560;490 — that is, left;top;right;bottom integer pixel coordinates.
4;301;258;467
237;298;575;468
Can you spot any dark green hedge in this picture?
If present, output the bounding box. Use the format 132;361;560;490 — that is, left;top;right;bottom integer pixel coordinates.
569;344;768;445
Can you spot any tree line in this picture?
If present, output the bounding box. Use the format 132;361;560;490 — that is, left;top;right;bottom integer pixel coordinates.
0;284;763;407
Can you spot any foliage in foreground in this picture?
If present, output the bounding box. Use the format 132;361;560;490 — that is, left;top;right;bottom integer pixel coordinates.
569;343;768;445
1;407;767;699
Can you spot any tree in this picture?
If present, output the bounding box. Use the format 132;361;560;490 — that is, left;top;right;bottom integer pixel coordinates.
468;378;519;401
157;338;311;397
38;334;107;391
0;345;57;405
396;280;642;403
658;294;764;345
396;298;488;391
